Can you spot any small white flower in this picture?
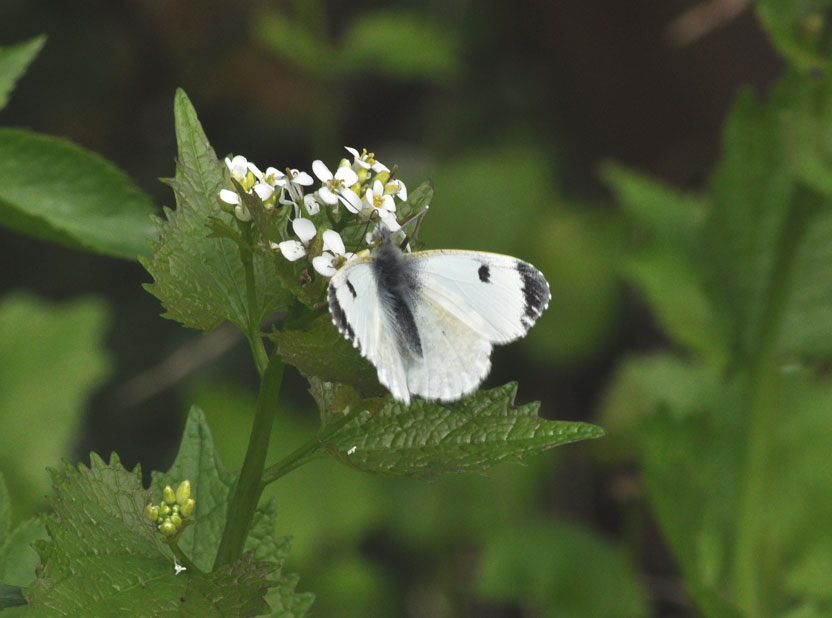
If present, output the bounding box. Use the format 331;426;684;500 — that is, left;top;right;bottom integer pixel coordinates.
224;155;262;186
174;559;187;576
312;230;356;277
304;194;321;216
384;178;407;202
252;182;274;201
364;180;396;214
273;168;314;206
277;240;306;261
219;189;241;206
312;160;362;213
345;146;389;173
293;217;317;244
275;217;317;261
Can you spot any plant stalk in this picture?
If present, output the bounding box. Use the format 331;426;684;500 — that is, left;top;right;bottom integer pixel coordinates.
214;353;284;568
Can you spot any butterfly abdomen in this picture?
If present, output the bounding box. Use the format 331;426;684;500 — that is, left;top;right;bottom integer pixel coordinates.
371;243;423;358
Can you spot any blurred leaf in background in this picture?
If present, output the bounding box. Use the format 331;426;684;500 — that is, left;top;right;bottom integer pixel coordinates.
0;294;110;523
603;65;832;616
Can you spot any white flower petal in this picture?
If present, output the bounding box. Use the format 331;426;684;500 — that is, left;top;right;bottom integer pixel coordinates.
312;159;333;182
318;186;339;205
322;229;346;256
279;240;307;261
293;217;317;243
313;253;336;277
253;183;274;201
372;179;384;195
219;189;241;205
335;166;358;186
372;161;389;173
247;162;264;180
304;194;321;216
292;170;313;186
380;194;396;212
234;204;252;222
227;155;248;179
339;188;363;213
345;146;360;159
380;210;401;232
386;179;407;201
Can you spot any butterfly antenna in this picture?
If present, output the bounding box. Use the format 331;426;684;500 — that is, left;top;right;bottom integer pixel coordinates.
399;205;429;252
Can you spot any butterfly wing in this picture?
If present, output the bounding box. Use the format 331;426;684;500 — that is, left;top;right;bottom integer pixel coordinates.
408;250;551;344
328;255;411;403
402;249;551;402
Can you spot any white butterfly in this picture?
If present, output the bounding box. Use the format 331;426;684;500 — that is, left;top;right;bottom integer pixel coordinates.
327;238;551;405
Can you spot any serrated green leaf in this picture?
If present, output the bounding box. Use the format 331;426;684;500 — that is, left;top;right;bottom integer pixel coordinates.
274;313;383;397
27;453;274;617
0;293;110;522
0;129;157;259
0;35;45;111
337;11;460;81
0;467;48;592
151;407;311;615
320;383;604;478
141;89;290;331
476;519;647;618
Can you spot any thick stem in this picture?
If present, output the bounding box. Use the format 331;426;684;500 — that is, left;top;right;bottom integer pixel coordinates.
214;354;284;568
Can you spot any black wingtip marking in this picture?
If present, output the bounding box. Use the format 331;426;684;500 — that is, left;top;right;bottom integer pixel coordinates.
478;263;491;283
516;261;551;330
328;284;360;353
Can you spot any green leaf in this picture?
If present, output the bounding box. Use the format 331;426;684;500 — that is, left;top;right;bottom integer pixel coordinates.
0;471;47;589
274;313;383;397
320;383;604;478
0;129;157;259
337;11;460;81
141;89;290;331
0;293;110;521
27;453;274;617
756;1;832;71
150;407;311;615
0;35;45;111
476;519;648;618
253;11;333;78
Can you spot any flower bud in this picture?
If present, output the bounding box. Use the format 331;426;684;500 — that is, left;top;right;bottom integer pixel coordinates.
159;520;177;537
163;485;176;505
374;170;390;185
144;504;159;522
170;514;183;528
175;480;191;505
160;504;171;517
181;498;196;517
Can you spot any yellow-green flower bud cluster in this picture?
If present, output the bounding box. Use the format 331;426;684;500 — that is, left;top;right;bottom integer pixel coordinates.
144;480;195;538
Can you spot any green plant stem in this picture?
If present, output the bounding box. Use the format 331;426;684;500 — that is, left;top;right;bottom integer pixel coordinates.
170;542;204;575
214;353;284;568
261;411;354;486
240;223;269;377
733;191;813;617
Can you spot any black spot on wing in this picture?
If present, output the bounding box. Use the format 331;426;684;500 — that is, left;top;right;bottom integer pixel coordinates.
346;279;357;299
328;283;360;353
478;263;491;283
516;261;551;330
371;243;423;358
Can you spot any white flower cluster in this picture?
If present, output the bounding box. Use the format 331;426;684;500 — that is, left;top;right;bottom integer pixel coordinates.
217;146;407;278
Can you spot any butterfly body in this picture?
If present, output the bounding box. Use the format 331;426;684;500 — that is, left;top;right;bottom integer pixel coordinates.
328;240;550;405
